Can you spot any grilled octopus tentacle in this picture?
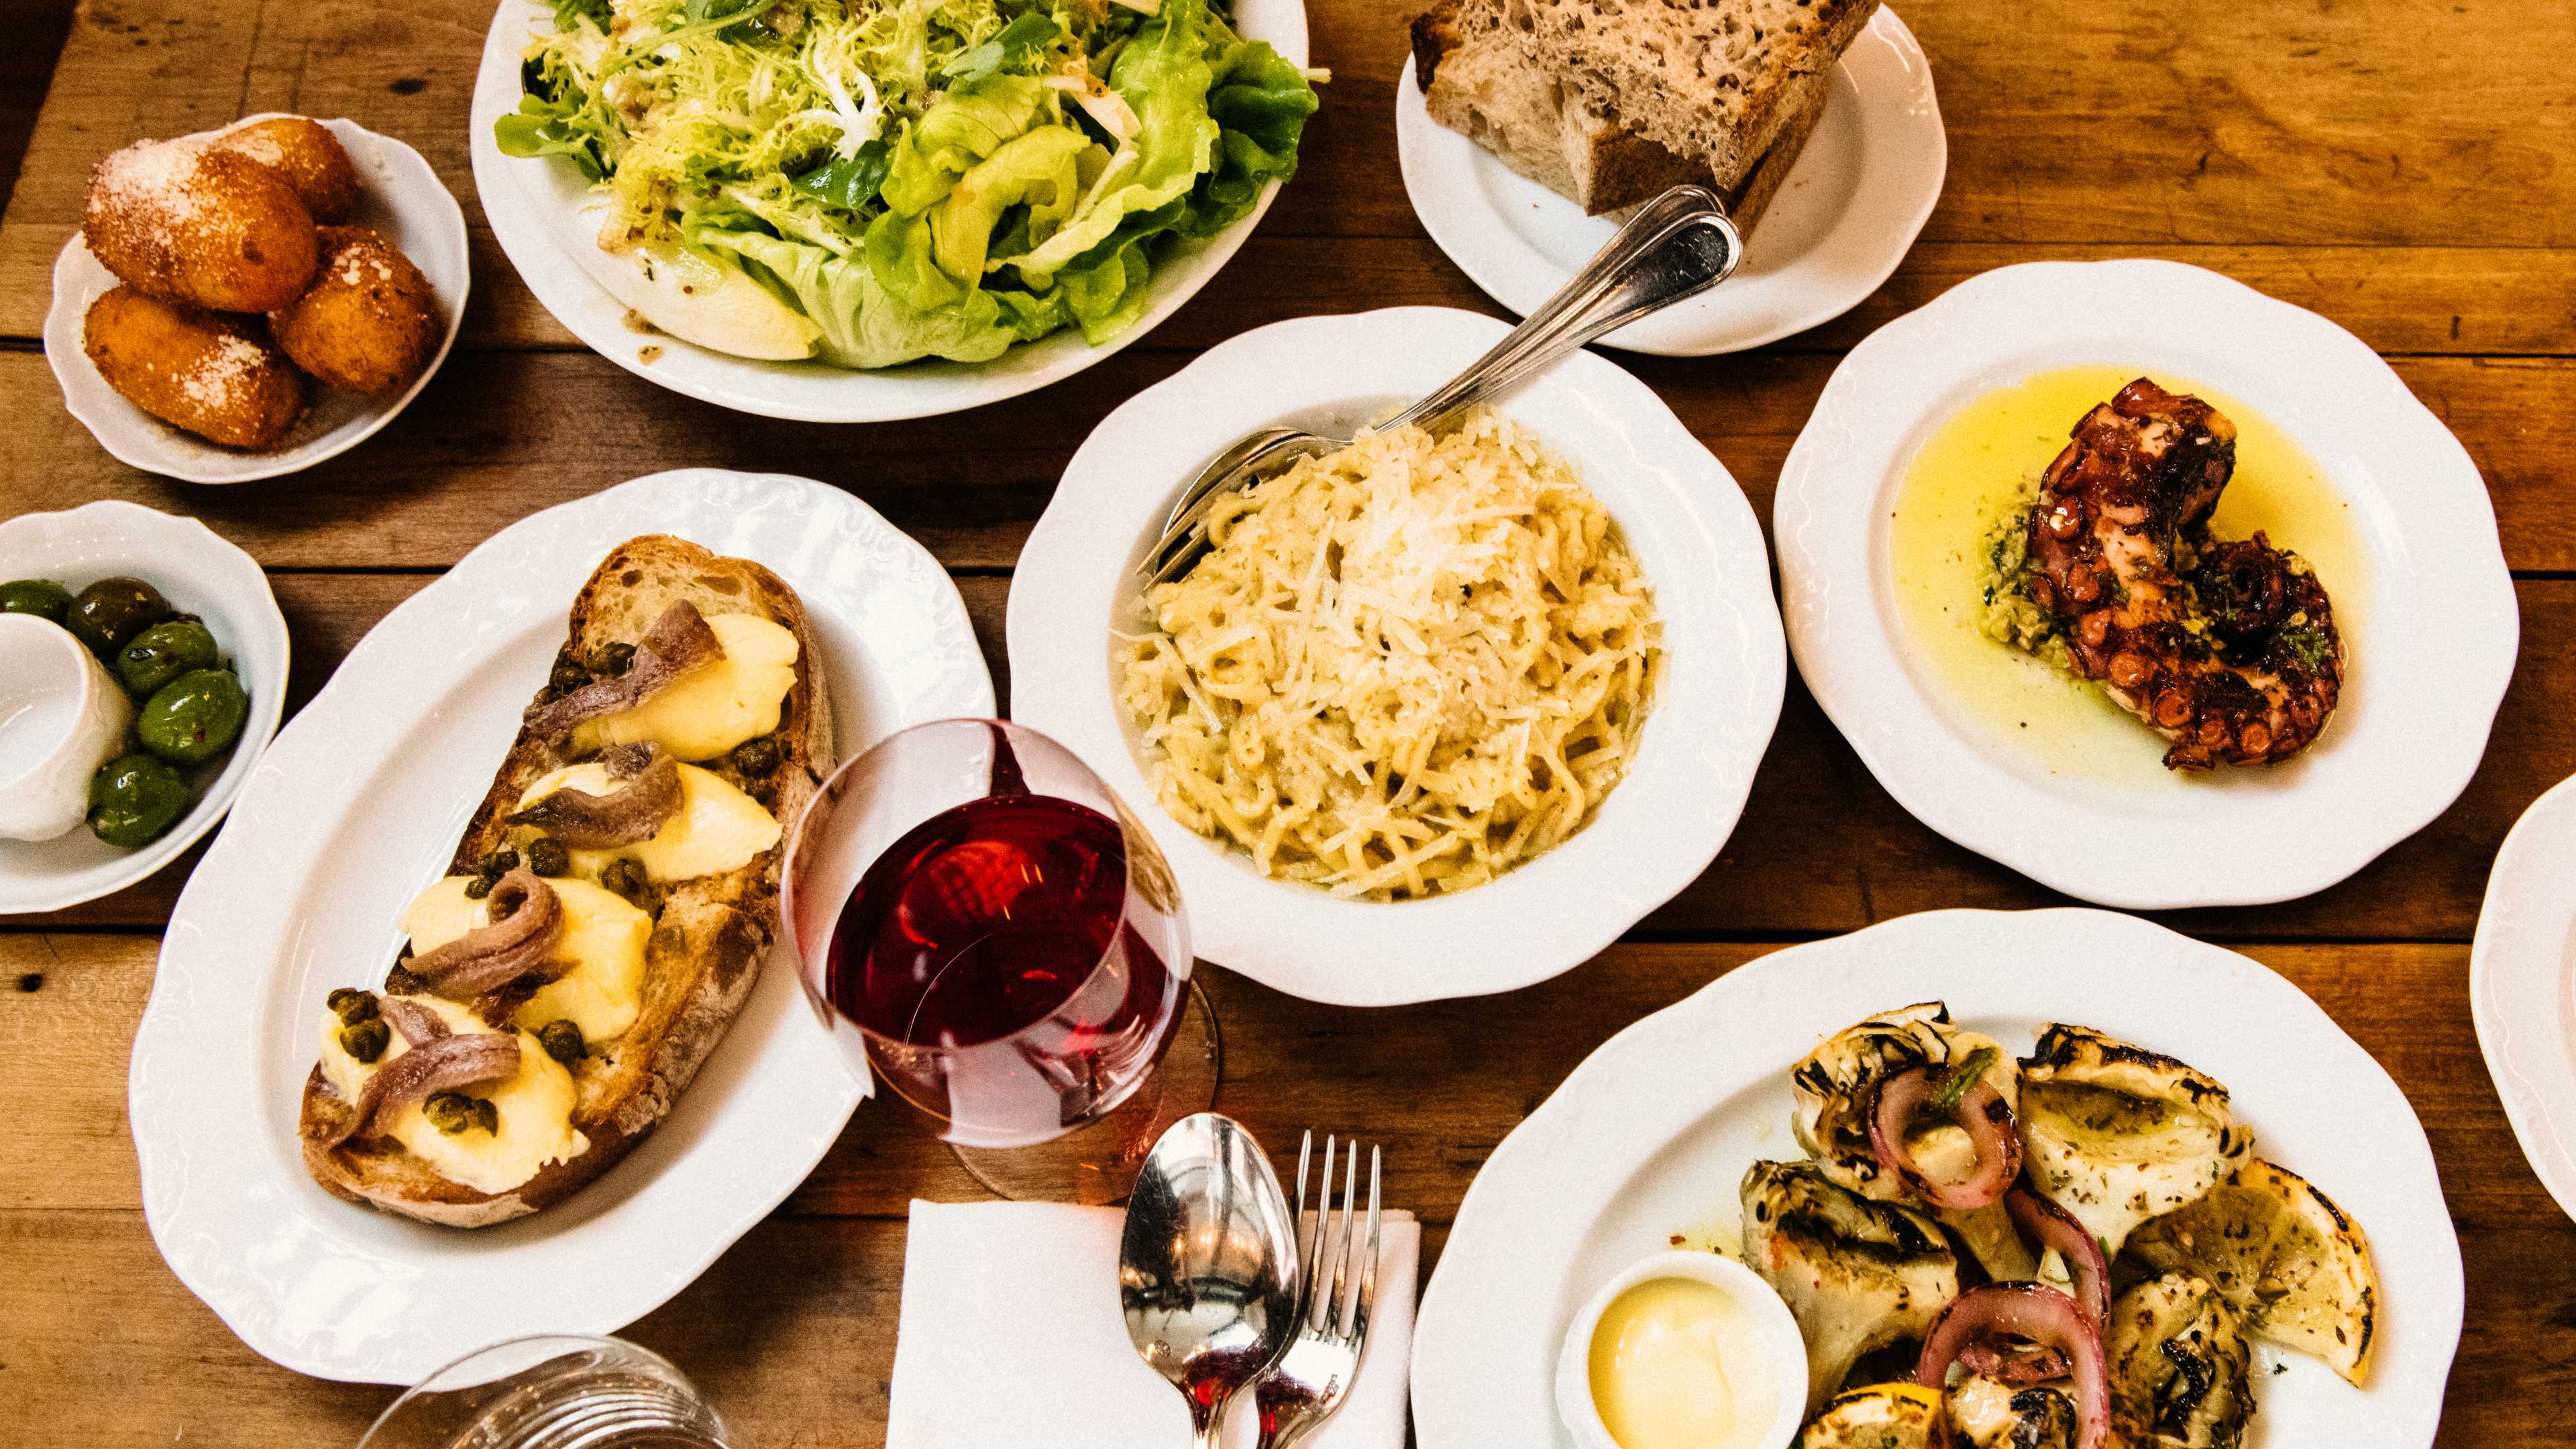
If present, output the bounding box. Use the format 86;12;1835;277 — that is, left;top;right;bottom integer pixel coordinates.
2019;379;2343;769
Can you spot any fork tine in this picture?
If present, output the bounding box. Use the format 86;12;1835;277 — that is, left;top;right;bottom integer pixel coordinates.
1325;1135;1359;1334
1305;1134;1338;1332
1350;1145;1381;1345
1291;1128;1314;1278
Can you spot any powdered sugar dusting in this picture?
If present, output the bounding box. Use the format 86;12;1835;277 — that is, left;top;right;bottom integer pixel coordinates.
94;141;211;240
178;333;272;411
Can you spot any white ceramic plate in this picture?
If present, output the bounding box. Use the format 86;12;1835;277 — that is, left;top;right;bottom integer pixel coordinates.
1008;307;1785;1006
1413;908;2464;1449
2471;774;2576;1224
1775;260;2516;908
0;501;288;914
45;116;470;484
468;0;1307;423
1394;7;1944;356
131;469;993;1383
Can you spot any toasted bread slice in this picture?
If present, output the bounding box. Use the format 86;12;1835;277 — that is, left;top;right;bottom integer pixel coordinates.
300;537;833;1227
1413;0;1858;220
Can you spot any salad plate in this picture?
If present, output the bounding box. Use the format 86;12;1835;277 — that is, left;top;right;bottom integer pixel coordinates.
129;469;991;1382
1008;306;1785;1007
44;116;469;484
2471;773;2576;1224
1393;6;1943;357
469;0;1312;423
0;502;289;915
1411;908;2465;1449
1776;260;2516;909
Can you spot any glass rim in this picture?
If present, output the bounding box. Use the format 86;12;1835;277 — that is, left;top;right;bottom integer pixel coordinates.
780;714;1173;1057
356;1332;688;1447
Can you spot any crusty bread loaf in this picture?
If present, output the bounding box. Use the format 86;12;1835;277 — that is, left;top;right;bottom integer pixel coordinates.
300;537;834;1227
1413;0;1873;220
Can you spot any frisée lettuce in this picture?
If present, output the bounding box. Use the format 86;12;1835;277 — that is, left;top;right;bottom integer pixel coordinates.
498;0;1319;369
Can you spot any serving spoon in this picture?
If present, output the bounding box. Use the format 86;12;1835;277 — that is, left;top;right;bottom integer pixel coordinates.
1121;1112;1303;1448
1139;184;1744;586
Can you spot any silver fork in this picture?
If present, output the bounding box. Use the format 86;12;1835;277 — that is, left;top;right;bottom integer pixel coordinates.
1254;1132;1384;1449
1138;184;1743;587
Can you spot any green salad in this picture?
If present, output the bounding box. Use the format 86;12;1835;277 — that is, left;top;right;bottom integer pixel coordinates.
498;0;1320;368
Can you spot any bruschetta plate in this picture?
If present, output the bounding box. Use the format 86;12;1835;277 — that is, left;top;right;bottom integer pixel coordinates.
129;469;992;1383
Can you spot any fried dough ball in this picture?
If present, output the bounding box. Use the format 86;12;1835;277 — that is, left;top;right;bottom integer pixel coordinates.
208;117;361;223
270;226;441;395
84;286;310;450
84;140;319;313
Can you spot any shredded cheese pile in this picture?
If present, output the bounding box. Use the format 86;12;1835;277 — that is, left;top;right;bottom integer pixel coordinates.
1119;408;1660;900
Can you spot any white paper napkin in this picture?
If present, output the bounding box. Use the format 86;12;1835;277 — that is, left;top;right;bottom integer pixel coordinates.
888;1199;1419;1448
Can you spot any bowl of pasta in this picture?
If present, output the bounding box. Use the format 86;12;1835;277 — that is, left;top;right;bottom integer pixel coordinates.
1008;307;1786;1006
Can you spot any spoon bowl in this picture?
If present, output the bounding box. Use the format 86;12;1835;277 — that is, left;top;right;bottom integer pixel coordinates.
1121;1112;1303;1446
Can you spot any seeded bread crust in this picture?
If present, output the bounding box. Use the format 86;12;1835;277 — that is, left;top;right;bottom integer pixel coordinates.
300;537;834;1228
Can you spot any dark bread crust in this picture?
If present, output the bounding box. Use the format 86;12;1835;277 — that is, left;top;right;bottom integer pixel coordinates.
300;537;833;1228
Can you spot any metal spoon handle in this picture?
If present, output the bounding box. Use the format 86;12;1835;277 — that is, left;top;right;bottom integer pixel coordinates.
1381;184;1742;435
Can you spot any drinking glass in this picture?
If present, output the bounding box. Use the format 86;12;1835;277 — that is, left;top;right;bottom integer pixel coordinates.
356;1334;730;1448
784;718;1217;1203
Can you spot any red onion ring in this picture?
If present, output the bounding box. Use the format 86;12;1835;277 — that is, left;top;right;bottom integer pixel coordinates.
1869;1063;2023;1210
1915;1282;2108;1449
2007;1186;2110;1324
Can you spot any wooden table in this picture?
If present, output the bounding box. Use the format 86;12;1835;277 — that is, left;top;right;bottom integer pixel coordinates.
5;0;2571;1442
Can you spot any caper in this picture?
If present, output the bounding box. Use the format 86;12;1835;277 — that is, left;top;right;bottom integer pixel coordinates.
463;875;494;900
87;753;191;849
729;735;782;776
327;987;380;1024
480;847;522;878
423;1092;488;1135
527;837;570;877
137;668;249;765
537;1018;586;1065
0;579;71;622
590;641;637;677
117;618;221;699
339;1018;390;1063
65;577;173;658
548;657;591;694
600;856;647;902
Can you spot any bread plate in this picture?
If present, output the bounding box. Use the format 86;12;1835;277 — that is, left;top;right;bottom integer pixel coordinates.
467;0;1307;423
0;501;289;914
1776;260;2515;908
129;469;991;1382
1394;7;1942;357
44;116;469;484
2471;774;2576;1225
1008;307;1784;1006
1411;908;2463;1449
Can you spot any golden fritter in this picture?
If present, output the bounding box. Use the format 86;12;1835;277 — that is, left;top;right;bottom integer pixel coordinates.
84;286;311;450
270;226;442;395
209;117;361;224
84;141;319;313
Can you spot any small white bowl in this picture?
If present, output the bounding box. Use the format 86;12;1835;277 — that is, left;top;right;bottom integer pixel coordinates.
0;501;288;914
44;115;470;484
0;615;134;841
1554;1250;1809;1449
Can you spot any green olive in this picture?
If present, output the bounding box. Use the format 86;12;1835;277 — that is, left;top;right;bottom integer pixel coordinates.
65;577;173;658
537;1018;586;1065
137;668;249;765
327;987;380;1024
339;1018;390;1063
0;579;72;622
87;753;191;849
117;618;221;699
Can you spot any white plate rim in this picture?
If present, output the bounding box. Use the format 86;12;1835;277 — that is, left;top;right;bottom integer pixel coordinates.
44;115;471;484
2469;772;2576;1224
0;500;289;914
129;468;991;1382
466;0;1309;423
1393;7;1945;356
1410;906;2466;1449
1006;305;1786;1006
1774;258;2518;908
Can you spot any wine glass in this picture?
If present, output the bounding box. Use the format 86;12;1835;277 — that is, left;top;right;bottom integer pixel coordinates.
356;1335;731;1448
783;718;1217;1203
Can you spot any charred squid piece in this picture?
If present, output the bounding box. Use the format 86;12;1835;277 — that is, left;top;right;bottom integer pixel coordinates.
1791;1003;2035;1281
2015;378;2343;769
1947;1374;2081;1449
2105;1273;2256;1449
1798;1383;1945;1449
2016;1024;2253;1265
1742;1160;1961;1415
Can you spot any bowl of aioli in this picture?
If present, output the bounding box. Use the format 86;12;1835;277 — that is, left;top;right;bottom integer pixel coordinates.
1555;1250;1808;1449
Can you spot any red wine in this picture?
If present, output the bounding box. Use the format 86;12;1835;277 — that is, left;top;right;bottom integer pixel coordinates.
826;793;1164;1049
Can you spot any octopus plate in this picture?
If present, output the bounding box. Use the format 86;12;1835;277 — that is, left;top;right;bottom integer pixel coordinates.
1776;260;2515;908
2471;775;2576;1225
1411;908;2463;1449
